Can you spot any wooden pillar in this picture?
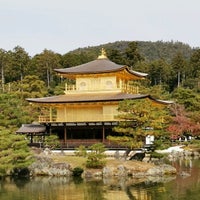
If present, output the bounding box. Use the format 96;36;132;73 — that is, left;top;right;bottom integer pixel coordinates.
49;124;52;135
65;83;68;93
50;107;52;121
64;124;67;144
43;135;45;144
119;79;122;89
30;133;33;143
102;124;105;143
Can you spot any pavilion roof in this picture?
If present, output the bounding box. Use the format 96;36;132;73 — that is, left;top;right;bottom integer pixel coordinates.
54;58;147;78
27;92;173;105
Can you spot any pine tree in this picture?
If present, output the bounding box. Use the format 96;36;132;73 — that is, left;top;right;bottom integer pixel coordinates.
0;127;33;176
108;99;170;149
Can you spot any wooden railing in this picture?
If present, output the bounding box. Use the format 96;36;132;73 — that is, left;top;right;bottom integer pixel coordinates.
64;83;139;94
39;115;57;122
65;84;76;91
59;139;127;149
121;85;139;94
38;115;117;123
28;139;128;149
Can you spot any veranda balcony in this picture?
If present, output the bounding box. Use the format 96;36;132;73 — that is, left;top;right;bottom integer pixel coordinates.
39;115;57;123
64;83;139;94
38;114;118;123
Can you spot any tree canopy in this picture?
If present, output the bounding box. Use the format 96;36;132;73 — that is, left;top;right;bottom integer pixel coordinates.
0;128;33;176
108;99;170;149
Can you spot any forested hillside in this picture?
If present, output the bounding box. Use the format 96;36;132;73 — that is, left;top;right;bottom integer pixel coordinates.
71;40;193;62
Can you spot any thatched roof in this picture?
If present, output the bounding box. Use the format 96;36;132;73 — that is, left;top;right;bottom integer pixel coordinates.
16;124;46;134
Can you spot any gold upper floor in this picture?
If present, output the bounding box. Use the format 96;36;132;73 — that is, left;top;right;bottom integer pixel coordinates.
64;75;139;94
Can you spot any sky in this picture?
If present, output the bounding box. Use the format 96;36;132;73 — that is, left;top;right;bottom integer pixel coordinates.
0;0;200;56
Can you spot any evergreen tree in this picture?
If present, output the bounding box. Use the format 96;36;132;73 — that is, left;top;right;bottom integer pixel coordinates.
0;128;33;176
187;48;200;90
107;48;124;64
108;99;170;149
0;49;8;92
148;59;171;87
9;46;31;82
86;143;106;168
171;52;187;88
124;41;144;68
0;93;36;128
31;49;62;88
15;75;48;98
171;87;200;112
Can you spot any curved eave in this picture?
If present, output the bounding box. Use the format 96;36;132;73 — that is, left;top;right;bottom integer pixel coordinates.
55;66;147;80
147;96;174;105
54;58;148;79
54;58;125;74
26;93;173;106
128;69;148;78
27;94;149;104
54;66;126;76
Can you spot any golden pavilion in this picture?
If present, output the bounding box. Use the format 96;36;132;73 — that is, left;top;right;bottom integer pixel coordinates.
17;49;172;148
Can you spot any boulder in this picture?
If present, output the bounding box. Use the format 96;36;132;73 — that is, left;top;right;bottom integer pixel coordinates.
29;156;72;176
146;164;176;176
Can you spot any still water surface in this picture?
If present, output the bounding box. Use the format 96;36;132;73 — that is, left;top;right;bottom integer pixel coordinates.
1;159;200;200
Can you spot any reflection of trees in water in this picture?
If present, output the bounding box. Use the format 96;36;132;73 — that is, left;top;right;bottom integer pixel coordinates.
22;177;71;200
125;186;136;200
107;179;165;200
85;180;106;200
73;176;83;184
12;176;30;189
131;182;166;200
0;177;32;200
169;158;200;199
0;177;73;200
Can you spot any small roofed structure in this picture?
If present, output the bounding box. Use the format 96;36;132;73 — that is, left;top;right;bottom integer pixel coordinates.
16;124;46;146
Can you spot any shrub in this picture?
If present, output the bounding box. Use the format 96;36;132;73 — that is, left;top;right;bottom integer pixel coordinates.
75;145;87;157
86;143;106;169
150;151;165;159
43;134;60;149
72;167;84;177
153;139;171;150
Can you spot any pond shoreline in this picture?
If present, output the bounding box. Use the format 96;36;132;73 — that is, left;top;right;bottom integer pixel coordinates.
2;155;200;200
28;149;178;178
27;145;200;179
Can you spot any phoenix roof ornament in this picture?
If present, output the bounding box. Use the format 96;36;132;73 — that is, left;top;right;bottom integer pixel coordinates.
97;48;107;59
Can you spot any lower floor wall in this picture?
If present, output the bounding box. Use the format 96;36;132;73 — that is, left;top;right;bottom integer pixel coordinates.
50;124;121;149
21;122;147;149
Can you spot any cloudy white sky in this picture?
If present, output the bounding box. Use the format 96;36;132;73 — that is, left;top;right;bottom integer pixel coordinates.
0;0;200;56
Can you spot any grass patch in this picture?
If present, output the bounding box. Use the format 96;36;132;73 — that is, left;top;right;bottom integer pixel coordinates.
49;154;155;171
49;155;87;168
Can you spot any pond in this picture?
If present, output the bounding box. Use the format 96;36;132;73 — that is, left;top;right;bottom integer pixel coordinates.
1;158;200;200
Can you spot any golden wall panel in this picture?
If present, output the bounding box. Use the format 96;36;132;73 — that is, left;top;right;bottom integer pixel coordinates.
56;104;118;122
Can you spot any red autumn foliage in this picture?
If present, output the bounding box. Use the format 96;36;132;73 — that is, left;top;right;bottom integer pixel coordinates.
167;104;200;139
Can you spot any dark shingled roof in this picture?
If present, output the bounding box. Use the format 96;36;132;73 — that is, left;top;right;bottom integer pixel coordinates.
54;58;148;77
27;92;173;105
16;124;46;134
